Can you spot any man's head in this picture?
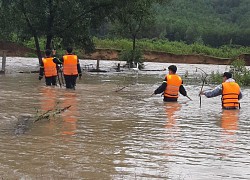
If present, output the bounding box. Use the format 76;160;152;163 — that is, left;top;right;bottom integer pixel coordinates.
223;72;232;79
45;49;52;57
168;65;177;74
66;47;73;54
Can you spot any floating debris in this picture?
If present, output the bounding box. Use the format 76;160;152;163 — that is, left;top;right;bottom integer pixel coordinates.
14;105;71;135
34;105;71;123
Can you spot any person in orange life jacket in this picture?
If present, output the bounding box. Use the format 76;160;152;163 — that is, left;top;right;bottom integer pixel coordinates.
39;49;59;86
153;65;187;102
200;72;242;109
53;47;82;89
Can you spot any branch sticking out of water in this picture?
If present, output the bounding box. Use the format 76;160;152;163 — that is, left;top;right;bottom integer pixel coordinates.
115;83;136;92
34;105;71;123
115;86;128;92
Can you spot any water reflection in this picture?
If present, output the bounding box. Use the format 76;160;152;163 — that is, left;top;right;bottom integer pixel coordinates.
165;102;182;129
220;109;239;134
39;87;58;135
164;102;181;158
217;109;239;160
60;91;78;136
40;87;58;111
39;87;79;137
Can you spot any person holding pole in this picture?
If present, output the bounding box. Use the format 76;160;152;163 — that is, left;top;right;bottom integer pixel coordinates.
39;49;59;86
200;72;242;109
153;65;189;102
53;47;82;89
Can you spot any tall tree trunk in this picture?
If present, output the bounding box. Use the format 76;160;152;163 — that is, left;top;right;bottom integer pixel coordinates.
132;34;136;52
34;35;42;64
20;0;42;64
46;35;53;50
132;34;136;66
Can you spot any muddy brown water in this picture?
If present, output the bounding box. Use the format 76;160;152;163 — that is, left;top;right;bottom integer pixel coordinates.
0;58;250;179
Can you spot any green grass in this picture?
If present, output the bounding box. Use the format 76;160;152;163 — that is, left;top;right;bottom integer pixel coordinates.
21;37;250;59
93;37;250;59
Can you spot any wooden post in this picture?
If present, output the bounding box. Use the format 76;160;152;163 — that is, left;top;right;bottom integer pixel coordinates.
0;50;6;74
96;59;100;70
117;63;120;72
2;50;6;72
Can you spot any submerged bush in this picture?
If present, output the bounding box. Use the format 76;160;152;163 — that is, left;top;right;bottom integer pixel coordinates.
210;59;250;86
118;49;144;69
210;71;222;84
229;59;250;86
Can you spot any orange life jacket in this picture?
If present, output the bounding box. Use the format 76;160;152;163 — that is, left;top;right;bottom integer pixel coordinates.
222;82;240;109
42;57;57;77
63;55;78;75
164;74;182;98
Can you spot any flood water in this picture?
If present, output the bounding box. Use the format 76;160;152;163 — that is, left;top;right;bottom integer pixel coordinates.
0;57;250;179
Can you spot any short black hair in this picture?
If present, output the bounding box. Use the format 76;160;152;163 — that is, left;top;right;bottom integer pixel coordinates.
45;49;52;56
223;72;232;79
168;65;177;73
66;47;73;53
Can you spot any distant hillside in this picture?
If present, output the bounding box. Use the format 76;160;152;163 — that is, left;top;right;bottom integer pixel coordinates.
150;0;250;47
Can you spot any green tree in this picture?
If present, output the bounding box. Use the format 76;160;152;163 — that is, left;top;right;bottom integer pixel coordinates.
2;0;115;63
0;0;21;41
111;0;167;66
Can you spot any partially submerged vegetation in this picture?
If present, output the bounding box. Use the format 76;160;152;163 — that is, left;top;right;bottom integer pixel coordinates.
15;105;71;135
210;59;250;86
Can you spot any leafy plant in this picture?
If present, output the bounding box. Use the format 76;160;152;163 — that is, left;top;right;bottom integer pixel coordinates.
230;59;250;86
210;59;250;86
210;71;222;84
118;49;144;69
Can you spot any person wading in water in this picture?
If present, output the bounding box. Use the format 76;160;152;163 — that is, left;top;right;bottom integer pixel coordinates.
153;65;188;102
200;72;242;109
53;47;82;89
39;49;59;86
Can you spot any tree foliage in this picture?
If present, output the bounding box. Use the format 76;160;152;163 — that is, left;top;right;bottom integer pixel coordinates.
1;0;250;61
151;0;250;47
1;0;116;62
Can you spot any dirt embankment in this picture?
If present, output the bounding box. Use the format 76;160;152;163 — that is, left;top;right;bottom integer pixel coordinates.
0;41;36;57
82;49;234;65
1;41;250;65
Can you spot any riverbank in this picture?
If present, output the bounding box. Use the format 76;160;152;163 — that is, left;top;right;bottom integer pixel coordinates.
82;48;242;65
1;41;250;65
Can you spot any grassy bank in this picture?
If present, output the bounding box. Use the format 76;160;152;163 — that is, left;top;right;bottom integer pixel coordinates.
93;37;250;59
21;37;250;59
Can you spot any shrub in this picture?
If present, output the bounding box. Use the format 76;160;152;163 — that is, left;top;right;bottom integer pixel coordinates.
118;49;144;69
210;59;250;86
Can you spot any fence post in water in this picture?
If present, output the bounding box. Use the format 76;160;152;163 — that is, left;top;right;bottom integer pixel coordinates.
117;63;120;72
96;59;100;70
1;50;6;74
